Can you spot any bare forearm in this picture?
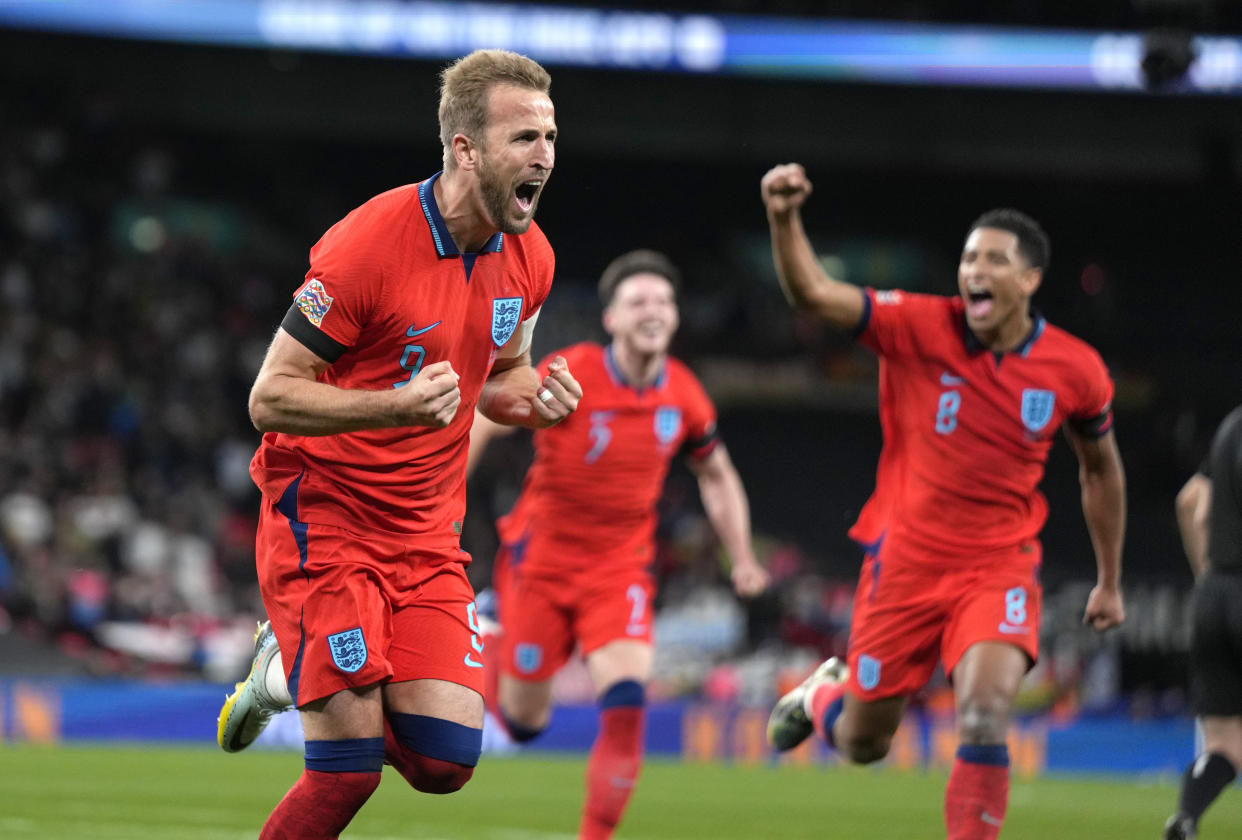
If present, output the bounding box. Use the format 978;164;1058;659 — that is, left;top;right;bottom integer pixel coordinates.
699;470;758;570
1178;509;1209;578
249;374;399;435
768;211;863;332
769;209;821;310
477;363;541;427
1175;475;1211;578
1082;464;1126;588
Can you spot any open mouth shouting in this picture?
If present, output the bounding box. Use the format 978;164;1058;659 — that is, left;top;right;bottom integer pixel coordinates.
515;179;543;215
964;282;995;321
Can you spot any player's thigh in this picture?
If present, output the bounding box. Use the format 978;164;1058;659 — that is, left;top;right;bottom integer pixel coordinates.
585;639;654;692
384;678;483;729
942;560;1041;681
1190;573;1242;717
301;684;385;740
257;509;398;706
839;692;907;742
387;561;486;703
575;572;657;657
497;673;554;725
499;574;575;682
846;557;946;701
951;641;1029;708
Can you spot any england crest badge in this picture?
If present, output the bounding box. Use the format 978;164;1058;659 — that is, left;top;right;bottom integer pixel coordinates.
491;297;523;347
515;643;543;675
857;654;881;691
327;627;367;673
1020;388;1055;433
654;407;682;445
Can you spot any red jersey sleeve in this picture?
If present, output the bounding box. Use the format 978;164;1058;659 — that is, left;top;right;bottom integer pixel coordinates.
1066;343;1115;438
671;360;720;460
293;200;389;350
855;289;955;359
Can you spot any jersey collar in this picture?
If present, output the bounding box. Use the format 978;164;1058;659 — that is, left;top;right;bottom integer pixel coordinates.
418;172;504;258
961;309;1046;359
604;343;667;393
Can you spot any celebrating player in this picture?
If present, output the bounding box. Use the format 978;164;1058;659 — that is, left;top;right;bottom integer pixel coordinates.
759;163;1126;840
1163;405;1242;840
473;249;769;840
215;49;581;839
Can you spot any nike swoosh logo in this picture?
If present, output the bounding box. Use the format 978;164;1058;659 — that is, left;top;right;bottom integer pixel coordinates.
940;372;965;386
998;622;1028;634
407;321;442;337
981;811;1004;827
463;654;483;668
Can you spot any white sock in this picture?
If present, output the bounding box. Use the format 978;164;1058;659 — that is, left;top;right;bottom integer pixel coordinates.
263;649;293;707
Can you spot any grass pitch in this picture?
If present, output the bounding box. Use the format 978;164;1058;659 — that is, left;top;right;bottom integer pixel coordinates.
1;744;1239;839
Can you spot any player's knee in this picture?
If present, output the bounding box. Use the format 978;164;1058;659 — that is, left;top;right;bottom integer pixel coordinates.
955;694;1011;744
387;713;482;794
599;679;645;710
501;713;547;743
402;753;476;794
838;731;892;765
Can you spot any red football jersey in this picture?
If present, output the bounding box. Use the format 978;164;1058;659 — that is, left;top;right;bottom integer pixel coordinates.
250;173;555;541
511;342;719;574
849;289;1114;563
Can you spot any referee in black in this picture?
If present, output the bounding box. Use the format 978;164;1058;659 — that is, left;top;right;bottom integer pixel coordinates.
1165;405;1242;840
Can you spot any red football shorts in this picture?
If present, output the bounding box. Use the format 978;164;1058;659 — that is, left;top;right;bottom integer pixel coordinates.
496;563;656;683
845;538;1043;702
256;496;484;707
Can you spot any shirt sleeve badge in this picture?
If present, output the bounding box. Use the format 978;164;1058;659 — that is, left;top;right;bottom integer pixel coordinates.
294;279;334;327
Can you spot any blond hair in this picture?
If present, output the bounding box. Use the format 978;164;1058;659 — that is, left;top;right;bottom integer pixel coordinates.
439;49;551;168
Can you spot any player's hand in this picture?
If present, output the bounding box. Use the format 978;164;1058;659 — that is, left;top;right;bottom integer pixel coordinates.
1082;583;1125;631
731;561;770;599
529;355;582;427
760;163;813;217
393;359;461;428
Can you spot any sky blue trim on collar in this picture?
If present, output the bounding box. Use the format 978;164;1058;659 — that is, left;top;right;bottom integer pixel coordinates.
417;172;504;258
960;309;1045;358
1016;315;1046;358
604;343;666;393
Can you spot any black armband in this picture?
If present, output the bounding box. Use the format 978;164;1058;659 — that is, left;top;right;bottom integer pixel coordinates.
281;305;347;363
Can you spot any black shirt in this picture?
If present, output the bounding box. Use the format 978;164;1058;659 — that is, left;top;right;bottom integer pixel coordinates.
1205;405;1242;573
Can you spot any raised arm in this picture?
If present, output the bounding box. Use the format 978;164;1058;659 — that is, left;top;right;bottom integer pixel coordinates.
1066;426;1126;630
760;163;866;332
1175;472;1212;579
686;444;769;598
248;327;462;435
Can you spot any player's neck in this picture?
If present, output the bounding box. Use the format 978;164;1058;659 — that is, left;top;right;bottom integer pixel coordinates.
435;169;498;253
610;342;664;388
978;310;1034;354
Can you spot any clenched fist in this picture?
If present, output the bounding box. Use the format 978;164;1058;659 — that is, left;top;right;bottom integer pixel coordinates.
760;163;814;217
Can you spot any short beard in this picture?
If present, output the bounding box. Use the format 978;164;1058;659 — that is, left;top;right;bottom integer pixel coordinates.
478;156;534;236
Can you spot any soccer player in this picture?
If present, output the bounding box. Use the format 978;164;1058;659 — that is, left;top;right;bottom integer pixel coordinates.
215;50;582;840
473;249;770;840
1163;405;1242;840
759;163;1126;840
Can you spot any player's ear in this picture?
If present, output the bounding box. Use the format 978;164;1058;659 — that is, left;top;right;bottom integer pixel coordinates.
1021;266;1043;297
602;305;617;336
452;133;479;171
